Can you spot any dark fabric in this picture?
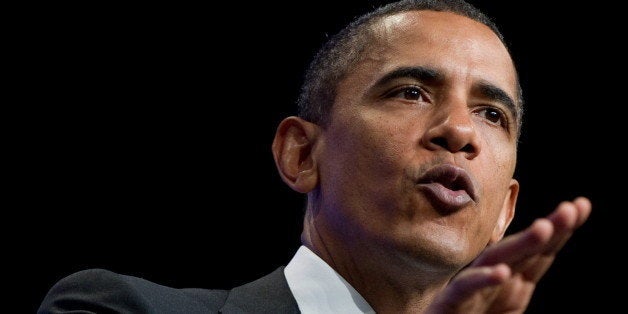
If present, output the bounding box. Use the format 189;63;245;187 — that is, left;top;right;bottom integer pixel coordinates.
38;267;299;314
220;268;299;314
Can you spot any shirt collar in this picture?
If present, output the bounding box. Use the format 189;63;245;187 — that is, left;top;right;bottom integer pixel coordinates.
284;245;375;314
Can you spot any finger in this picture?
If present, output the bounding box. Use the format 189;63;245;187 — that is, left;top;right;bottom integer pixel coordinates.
431;264;511;307
543;197;592;254
475;197;591;268
520;252;554;282
472;219;553;267
573;196;592;227
451;264;511;297
522;197;591;280
547;197;591;231
547;201;579;231
542;201;579;254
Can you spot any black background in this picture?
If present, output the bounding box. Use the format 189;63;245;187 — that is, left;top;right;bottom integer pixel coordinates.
19;1;620;312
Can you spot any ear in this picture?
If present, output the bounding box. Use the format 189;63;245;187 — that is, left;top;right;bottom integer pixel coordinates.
272;116;321;193
488;178;519;244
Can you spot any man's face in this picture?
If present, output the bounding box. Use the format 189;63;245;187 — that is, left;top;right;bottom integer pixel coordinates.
313;11;520;270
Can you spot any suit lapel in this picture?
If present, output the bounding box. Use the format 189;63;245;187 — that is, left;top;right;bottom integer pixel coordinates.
220;267;300;314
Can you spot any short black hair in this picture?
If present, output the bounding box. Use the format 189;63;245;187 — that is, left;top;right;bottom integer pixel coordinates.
297;0;523;133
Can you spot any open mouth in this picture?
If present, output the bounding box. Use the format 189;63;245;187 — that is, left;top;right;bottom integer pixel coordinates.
416;164;477;212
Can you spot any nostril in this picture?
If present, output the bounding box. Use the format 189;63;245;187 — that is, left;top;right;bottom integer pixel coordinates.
460;143;474;153
429;137;476;155
431;137;448;150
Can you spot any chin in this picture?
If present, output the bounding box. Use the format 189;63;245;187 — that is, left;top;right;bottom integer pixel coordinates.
388;230;476;273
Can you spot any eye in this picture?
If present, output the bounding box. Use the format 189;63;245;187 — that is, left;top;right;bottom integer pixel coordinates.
477;107;508;127
385;86;427;102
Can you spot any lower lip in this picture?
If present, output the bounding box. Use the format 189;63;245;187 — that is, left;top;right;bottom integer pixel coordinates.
417;183;473;213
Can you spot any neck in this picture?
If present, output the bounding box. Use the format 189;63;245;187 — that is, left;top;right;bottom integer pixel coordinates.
301;215;457;313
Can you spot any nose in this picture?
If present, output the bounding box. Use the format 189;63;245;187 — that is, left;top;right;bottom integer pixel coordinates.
421;103;481;159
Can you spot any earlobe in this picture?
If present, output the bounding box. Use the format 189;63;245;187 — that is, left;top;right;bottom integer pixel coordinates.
272;116;321;193
489;179;519;244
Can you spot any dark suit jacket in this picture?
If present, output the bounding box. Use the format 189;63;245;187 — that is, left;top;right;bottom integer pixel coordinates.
38;267;300;314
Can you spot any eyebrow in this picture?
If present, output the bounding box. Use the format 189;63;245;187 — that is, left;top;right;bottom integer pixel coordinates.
373;66;444;88
475;81;519;122
372;66;519;121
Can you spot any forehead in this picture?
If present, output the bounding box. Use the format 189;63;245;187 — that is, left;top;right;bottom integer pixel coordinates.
344;10;517;102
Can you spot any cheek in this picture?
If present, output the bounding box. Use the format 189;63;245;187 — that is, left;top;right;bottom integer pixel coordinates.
476;125;517;180
362;108;423;159
329;111;415;174
471;130;516;225
320;110;420;216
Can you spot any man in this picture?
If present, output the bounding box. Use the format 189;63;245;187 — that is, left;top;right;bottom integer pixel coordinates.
39;0;591;313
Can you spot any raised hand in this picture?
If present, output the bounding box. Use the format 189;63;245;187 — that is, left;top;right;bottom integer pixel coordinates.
426;197;591;314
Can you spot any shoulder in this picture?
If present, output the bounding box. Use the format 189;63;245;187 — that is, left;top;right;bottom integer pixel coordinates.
220;267;299;313
38;268;228;314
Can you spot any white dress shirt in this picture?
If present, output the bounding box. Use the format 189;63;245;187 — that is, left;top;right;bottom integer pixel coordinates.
284;245;376;314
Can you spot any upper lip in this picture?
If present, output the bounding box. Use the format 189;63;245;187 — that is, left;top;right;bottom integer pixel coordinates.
416;164;477;202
